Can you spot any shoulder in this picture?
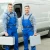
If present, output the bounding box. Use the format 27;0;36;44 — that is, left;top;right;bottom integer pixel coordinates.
13;11;16;14
30;13;33;17
21;13;25;17
3;11;8;18
21;14;25;19
29;13;36;19
13;11;17;15
30;13;35;17
29;13;33;18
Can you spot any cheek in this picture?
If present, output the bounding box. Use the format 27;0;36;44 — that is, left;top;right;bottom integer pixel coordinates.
25;11;27;13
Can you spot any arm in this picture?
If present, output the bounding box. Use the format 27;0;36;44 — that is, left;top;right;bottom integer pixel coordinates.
2;13;8;36
33;16;37;33
31;15;37;34
2;13;7;32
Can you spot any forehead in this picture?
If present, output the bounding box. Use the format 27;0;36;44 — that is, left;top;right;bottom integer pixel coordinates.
25;7;29;9
8;5;13;7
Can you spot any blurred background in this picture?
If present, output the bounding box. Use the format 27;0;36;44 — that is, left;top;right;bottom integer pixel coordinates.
0;0;50;50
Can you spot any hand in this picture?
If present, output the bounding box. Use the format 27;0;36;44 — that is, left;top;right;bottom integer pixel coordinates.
34;33;37;36
4;32;8;36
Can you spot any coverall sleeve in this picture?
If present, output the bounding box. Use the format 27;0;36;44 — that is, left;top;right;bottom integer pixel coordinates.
32;15;37;33
14;12;18;28
2;13;7;32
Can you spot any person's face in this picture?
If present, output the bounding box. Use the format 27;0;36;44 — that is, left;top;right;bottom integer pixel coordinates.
8;5;13;12
25;7;30;14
